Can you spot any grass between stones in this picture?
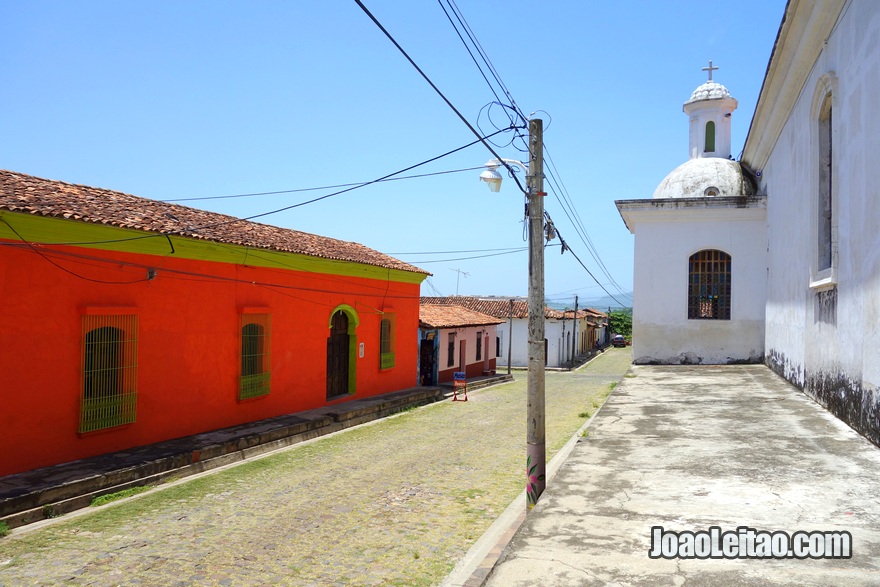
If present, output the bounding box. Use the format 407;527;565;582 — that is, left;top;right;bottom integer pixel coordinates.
0;349;632;586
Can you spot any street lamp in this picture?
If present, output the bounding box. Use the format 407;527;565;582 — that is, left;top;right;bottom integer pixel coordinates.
479;118;546;509
479;158;526;193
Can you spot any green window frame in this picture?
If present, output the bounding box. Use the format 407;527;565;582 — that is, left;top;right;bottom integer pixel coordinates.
240;312;271;400
705;121;716;152
379;314;395;370
79;312;138;433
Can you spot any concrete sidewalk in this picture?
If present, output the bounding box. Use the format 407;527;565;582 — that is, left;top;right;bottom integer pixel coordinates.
482;365;880;586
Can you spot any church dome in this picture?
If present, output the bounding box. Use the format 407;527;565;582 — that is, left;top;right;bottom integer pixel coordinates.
686;80;732;104
652;158;755;199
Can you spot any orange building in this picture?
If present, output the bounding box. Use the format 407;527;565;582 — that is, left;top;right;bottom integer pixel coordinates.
0;170;429;477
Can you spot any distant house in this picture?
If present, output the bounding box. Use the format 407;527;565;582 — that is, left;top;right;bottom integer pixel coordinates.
0;169;429;477
418;304;502;385
420;297;607;369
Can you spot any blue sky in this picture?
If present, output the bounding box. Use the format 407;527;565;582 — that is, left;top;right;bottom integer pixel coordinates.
0;1;786;307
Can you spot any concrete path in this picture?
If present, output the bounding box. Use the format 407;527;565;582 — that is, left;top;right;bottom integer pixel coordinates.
484;365;880;586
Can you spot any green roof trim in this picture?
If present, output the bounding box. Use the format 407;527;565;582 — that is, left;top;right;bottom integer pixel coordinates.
0;211;428;285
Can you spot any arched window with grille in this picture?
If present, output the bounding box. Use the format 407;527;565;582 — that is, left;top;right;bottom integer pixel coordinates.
80;312;138;433
688;250;731;320
240;313;271;400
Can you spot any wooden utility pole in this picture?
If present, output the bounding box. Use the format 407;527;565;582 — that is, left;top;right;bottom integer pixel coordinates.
572;294;579;365
507;299;513;375
526;118;545;509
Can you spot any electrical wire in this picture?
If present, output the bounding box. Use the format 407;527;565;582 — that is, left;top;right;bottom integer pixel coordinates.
402;248;527;264
431;0;630;300
387;246;525;255
197;127;514;228
162;165;485;203
7;130;511;250
2;240;426;300
354;0;528;195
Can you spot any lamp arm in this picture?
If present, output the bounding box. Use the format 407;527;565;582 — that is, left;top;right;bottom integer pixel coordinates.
488;158;528;174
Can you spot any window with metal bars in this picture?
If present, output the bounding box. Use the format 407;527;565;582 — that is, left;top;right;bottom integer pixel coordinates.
240;313;271;400
818;93;833;272
688;250;731;320
379;314;395;370
80;313;138;433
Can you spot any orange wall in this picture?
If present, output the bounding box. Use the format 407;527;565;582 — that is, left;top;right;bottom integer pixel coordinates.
0;241;421;476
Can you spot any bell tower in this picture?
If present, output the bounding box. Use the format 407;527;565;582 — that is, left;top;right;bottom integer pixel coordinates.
683;60;738;160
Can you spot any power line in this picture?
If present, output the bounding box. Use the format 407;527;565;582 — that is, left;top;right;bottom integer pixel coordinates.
388;246;525;255
403;248;527;264
10;130;509;250
357;0;630;302
2;239;425;301
204;128;511;227
432;0;630;300
162;166;485;203
354;0;528;194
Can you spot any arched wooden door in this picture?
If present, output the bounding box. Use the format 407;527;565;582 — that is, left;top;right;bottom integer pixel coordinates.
327;310;350;399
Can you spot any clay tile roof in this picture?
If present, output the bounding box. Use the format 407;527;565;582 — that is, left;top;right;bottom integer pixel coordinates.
0;169;429;275
419;304;504;329
420;296;530;319
421;296;608;321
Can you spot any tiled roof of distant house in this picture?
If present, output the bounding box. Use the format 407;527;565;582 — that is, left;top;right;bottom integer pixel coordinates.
421;296;529;319
419;304;504;329
0;169;429;275
420;296;606;321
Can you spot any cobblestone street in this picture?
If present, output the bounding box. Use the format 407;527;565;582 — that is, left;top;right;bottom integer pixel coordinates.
0;349;631;587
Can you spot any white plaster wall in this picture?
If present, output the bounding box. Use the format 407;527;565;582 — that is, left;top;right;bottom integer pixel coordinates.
496;317;574;368
761;0;880;393
632;210;767;364
496;318;528;367
686;101;735;160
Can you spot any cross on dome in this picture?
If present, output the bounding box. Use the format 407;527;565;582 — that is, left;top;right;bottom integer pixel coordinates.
702;60;719;81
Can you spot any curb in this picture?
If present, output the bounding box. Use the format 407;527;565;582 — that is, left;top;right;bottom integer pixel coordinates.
440;366;622;586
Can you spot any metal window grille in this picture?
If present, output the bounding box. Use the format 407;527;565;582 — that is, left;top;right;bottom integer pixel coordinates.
80;314;138;433
688;249;731;320
447;333;456;367
240;313;271;399
475;331;482;361
818;95;833;271
379;316;395;370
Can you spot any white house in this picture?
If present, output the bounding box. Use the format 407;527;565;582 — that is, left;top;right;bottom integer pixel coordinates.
417;304;502;385
420;297;607;369
741;0;880;446
616;64;767;365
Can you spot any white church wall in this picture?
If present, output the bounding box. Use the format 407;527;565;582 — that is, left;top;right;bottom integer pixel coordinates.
756;0;880;445
632;209;766;364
